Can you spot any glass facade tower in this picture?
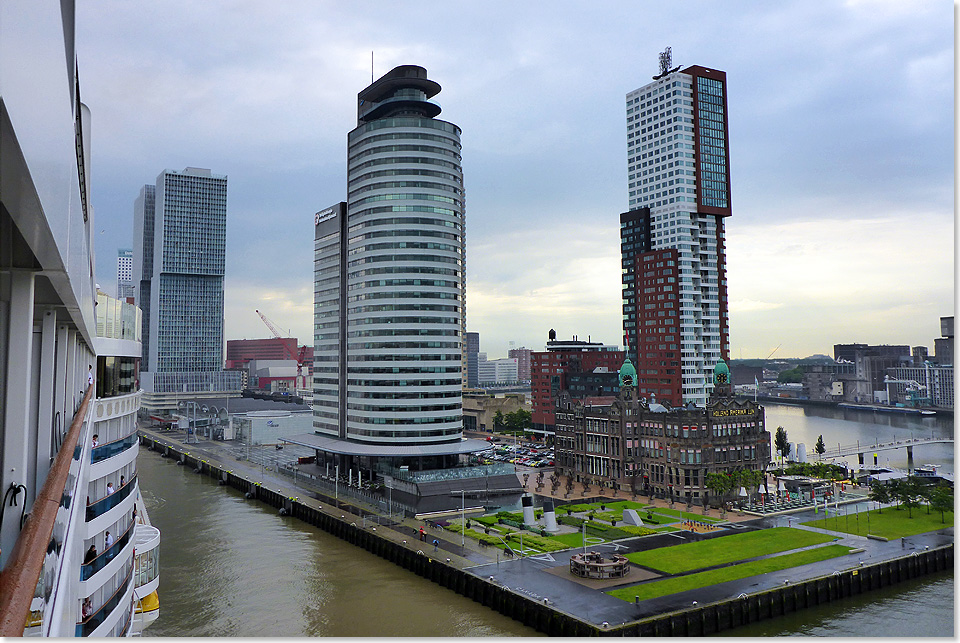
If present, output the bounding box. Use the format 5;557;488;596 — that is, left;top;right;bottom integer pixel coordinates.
312;65;466;453
135;168;233;394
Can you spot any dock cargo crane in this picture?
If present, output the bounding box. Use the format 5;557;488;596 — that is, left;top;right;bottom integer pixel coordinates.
255;309;308;390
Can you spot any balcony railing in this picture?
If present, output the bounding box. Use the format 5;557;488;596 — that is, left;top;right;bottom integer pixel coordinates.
85;476;137;522
80;520;134;582
75;562;132;637
90;435;137;465
0;386;94;636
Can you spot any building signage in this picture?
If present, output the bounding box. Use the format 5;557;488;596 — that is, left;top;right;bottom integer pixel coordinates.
711;407;753;418
315;207;335;226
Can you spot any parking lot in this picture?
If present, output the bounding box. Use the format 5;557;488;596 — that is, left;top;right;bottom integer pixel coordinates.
476;439;555;469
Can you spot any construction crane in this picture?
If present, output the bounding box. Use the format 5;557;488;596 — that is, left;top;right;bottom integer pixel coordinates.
765;343;782;360
255;309;308;390
883;376;930;408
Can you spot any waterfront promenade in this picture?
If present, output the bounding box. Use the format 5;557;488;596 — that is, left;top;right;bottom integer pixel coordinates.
136;425;953;635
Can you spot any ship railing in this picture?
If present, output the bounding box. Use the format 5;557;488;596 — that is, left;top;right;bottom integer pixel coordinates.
0;385;94;637
85;475;138;522
75;559;133;637
80;518;135;581
90;434;138;464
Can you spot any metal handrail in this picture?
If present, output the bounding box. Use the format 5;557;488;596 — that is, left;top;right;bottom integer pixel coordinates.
0;384;94;636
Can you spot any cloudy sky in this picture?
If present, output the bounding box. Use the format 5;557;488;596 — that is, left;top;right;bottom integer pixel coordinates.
77;0;953;360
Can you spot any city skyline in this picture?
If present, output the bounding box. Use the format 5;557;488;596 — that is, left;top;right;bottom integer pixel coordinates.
75;1;953;359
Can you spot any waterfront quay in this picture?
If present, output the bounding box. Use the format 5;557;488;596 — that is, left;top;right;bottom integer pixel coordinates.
136;426;953;636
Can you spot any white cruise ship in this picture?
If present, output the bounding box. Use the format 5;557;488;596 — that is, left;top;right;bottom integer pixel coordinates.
0;3;159;636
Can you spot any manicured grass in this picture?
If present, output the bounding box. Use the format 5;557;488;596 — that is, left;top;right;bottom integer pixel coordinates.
551;531;599;548
608;544;852;602
625;527;837;574
602;500;647;511
648;507;722;523
801;506;954;540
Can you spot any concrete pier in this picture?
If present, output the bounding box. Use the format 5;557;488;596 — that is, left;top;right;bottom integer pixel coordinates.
137;428;953;636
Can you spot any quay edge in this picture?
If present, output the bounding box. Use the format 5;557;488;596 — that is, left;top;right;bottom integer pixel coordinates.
137;431;953;637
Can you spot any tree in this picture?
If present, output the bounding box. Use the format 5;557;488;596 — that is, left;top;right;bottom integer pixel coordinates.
929;485;954;524
504;408;532;432
896;477;923;518
815;435;826;459
492;410;504;430
776;367;803;384
774;426;790;462
868;481;890;513
705;472;732;507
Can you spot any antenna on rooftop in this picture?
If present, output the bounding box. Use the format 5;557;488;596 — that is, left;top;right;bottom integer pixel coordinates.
371;51;374;83
658;47;673;76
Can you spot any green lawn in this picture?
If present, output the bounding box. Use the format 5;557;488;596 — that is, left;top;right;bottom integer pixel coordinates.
551;531;601;548
626;527;837;574
648;507;722;523
609;544;852;602
801;506;953;539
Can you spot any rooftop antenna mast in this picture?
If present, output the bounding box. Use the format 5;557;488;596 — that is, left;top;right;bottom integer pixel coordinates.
371;51;374;83
658;46;673;76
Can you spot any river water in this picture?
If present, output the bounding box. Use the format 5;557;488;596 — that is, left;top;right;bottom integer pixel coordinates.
139;402;953;637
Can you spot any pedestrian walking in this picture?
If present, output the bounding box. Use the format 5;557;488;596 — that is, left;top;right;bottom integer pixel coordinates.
433;539;439;552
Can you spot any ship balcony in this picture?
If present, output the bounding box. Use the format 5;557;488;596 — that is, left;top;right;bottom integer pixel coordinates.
76;560;134;637
85;475;137;524
79;520;136;583
90;434;138;466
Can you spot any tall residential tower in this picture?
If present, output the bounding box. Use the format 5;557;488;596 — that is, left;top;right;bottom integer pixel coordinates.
621;51;731;407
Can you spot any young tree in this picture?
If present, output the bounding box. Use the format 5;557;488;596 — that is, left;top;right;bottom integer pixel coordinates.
929;485;954;524
815;435;826;459
705;472;732;507
868;481;890;513
899;477;923;518
493;410;505;430
774;426;790;462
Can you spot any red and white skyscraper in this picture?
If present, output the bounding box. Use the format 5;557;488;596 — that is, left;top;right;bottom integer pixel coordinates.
622;50;731;407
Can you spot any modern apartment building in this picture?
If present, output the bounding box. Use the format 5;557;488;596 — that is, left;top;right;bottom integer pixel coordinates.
623;50;731;407
296;65;490;483
134;167;241;407
0;5;159;634
116;248;134;300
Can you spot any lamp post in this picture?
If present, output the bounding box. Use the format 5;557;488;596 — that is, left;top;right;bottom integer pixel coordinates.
335;463;339;506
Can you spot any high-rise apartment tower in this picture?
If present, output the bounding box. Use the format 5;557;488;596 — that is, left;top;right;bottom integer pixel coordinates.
622;51;731;407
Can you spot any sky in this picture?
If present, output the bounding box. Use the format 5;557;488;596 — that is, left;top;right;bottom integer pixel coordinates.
77;0;954;360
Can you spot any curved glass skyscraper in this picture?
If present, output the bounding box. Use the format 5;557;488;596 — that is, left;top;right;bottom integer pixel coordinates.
345;64;465;446
306;65;485;476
